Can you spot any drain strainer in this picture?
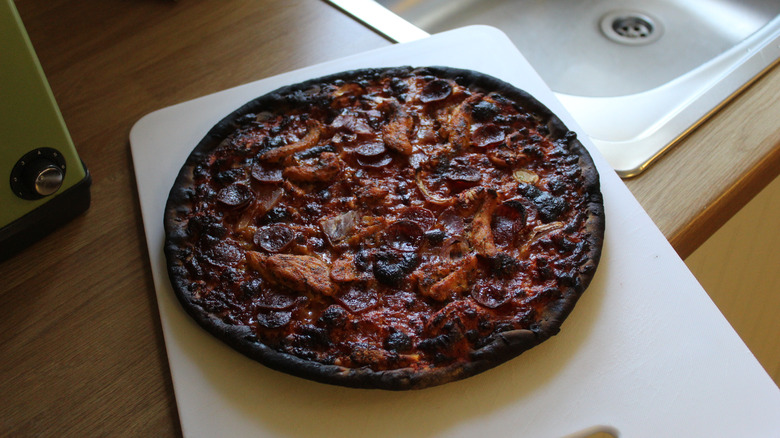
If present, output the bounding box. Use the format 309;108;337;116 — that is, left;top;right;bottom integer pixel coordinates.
600;11;663;45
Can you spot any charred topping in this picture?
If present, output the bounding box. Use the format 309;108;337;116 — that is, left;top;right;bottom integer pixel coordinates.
168;67;601;374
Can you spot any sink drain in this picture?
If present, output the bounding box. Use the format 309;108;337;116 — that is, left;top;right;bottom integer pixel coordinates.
600;11;663;45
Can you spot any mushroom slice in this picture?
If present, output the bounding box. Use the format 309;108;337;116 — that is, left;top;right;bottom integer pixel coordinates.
246;252;335;297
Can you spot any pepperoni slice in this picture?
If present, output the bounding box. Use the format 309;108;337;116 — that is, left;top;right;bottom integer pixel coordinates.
386;220;424;252
420;79;452;103
438;207;465;238
251;162;283;183
446;164;481;184
253;224;296;253
355;141;387;157
492;200;527;246
357;154;393;168
201;241;243;267
470;282;513;309
255;289;300;310
256;309;292;329
216;183;253;208
399;207;435;231
472;123;506;148
337;286;379;313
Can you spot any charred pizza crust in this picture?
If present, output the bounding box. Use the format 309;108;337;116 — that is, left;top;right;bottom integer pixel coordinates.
164;66;604;390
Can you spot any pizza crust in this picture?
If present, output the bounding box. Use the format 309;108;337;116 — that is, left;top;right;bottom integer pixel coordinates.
164;66;605;390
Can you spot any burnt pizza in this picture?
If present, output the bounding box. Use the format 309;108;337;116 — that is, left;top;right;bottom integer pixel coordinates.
164;66;605;390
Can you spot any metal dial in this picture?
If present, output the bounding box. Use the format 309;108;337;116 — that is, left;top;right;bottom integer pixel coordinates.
10;148;67;200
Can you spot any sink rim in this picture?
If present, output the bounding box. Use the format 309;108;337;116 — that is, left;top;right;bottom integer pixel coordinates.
560;14;780;176
372;0;780;98
327;0;780;176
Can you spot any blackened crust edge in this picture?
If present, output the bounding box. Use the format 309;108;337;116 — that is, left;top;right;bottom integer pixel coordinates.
163;66;605;390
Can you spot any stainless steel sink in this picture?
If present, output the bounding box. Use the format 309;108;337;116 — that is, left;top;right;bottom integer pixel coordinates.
329;0;780;176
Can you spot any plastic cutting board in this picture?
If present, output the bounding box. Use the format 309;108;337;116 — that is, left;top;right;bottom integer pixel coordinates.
129;26;780;437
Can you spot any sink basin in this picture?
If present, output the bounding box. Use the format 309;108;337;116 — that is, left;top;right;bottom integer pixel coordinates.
328;0;780;176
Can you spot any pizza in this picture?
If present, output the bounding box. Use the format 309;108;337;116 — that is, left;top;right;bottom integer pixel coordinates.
164;66;604;390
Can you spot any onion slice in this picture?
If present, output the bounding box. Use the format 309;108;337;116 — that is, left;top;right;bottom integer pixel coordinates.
320;210;359;244
415;171;454;206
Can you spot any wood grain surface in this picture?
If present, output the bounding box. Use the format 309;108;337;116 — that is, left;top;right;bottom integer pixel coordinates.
625;65;780;259
1;1;388;435
1;0;777;435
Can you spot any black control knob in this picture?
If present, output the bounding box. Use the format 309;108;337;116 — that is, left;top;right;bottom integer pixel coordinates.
10;148;67;200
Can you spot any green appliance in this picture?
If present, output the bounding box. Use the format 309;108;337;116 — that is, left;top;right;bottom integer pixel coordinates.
0;0;91;261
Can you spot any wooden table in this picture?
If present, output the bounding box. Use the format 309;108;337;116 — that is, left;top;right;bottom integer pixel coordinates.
2;1;778;435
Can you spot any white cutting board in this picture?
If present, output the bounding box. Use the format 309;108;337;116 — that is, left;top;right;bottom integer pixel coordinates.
129;26;780;437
